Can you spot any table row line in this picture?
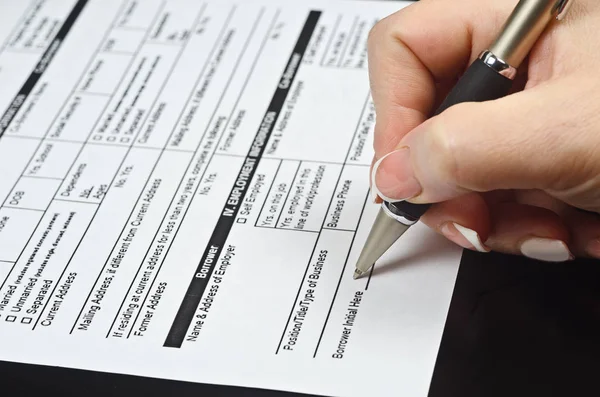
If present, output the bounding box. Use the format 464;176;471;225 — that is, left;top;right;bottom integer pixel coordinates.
0;156;372;263
0;174;372;340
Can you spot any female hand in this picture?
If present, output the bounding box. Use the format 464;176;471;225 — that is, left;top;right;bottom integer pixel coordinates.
368;0;600;261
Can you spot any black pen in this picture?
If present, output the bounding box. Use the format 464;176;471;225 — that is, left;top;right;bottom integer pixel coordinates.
354;0;573;279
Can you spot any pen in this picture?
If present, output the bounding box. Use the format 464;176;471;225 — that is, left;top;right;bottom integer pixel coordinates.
354;0;573;279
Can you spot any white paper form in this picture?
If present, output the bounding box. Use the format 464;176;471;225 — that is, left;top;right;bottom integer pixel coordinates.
0;0;463;395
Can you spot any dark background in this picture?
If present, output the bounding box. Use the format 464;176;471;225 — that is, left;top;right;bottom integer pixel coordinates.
430;251;600;397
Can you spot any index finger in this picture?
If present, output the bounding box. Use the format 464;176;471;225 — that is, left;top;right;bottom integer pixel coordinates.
368;0;516;161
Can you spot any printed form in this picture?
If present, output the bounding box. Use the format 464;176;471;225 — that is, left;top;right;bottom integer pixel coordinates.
0;0;462;395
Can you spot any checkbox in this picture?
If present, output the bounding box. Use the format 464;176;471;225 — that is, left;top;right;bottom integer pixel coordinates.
237;218;246;224
21;317;32;324
6;315;16;322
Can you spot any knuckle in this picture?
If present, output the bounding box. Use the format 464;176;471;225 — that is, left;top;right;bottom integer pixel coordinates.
368;7;409;48
367;22;379;45
367;17;387;47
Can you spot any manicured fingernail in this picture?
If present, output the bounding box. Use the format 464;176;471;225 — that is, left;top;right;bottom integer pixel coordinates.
371;188;379;203
441;222;490;252
520;238;574;262
372;147;421;202
369;156;378;203
586;238;600;259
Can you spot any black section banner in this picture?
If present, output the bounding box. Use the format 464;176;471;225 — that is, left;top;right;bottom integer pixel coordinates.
0;0;89;138
164;10;321;348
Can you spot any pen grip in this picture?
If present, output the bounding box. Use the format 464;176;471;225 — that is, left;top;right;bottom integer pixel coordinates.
387;57;514;221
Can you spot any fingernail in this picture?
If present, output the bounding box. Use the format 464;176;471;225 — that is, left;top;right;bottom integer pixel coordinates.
586;238;600;259
371;188;379;203
372;147;421;202
441;222;490;252
369;156;378;203
520;238;574;262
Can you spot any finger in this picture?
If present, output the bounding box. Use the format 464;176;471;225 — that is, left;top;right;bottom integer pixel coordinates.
562;207;600;259
485;202;574;262
514;190;600;258
420;192;575;262
420;192;492;252
368;0;516;161
371;74;600;208
514;189;571;216
369;156;383;203
422;189;600;259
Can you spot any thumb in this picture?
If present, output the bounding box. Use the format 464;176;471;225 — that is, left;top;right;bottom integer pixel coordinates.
371;76;600;208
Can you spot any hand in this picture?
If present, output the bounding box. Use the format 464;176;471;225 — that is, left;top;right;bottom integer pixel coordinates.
368;0;600;262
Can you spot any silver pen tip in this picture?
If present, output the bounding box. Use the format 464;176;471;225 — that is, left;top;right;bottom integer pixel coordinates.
353;269;364;280
353;206;412;280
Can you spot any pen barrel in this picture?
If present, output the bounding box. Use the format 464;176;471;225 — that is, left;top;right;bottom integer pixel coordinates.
386;56;514;221
432;56;515;117
489;0;565;67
